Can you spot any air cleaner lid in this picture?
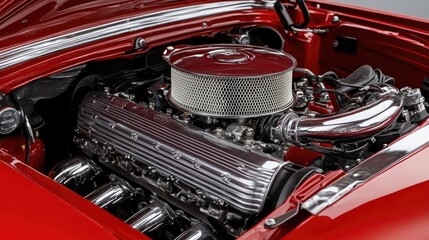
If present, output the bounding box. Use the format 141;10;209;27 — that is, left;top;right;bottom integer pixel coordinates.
163;44;296;77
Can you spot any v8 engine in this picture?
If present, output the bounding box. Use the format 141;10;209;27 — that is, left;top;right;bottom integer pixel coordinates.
48;43;428;239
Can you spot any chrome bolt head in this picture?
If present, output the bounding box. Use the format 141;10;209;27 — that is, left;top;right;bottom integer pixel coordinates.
332;15;340;23
134;37;146;49
265;218;276;226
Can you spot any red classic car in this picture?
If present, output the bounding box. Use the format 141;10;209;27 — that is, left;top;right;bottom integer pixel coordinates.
0;0;429;239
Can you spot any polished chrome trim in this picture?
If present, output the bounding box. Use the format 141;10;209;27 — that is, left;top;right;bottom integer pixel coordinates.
0;1;273;70
302;123;429;214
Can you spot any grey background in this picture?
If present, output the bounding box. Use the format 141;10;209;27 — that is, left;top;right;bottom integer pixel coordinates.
328;0;429;20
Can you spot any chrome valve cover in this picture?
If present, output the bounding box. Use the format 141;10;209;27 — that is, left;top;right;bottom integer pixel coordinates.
76;92;286;215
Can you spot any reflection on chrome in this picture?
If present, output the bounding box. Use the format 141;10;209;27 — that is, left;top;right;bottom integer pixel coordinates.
125;201;174;233
48;156;101;186
85;175;133;208
275;84;403;144
175;223;215;240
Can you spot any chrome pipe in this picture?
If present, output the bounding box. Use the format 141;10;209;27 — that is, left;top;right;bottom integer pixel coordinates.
294;67;315;76
48;156;101;186
175;223;215;240
274;84;403;144
125;201;174;233
85;175;133;208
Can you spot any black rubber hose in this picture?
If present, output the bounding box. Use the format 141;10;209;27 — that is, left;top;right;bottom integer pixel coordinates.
24;125;31;165
275;0;310;30
275;166;323;207
11;91;30;165
275;1;294;30
294;0;311;29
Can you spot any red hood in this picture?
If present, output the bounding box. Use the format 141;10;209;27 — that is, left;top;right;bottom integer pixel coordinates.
0;0;275;93
0;0;184;50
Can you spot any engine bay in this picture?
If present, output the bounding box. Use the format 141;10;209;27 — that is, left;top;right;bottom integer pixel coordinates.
1;3;429;239
42;39;428;239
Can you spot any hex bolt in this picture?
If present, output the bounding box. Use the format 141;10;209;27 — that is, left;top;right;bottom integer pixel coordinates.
134;37;146;49
238;34;250;45
319;92;330;104
265;218;276;227
332;15;340;23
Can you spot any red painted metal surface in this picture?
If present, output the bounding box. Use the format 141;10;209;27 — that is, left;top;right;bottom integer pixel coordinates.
0;0;427;93
282;3;429;91
248;120;429;239
0;1;284;93
284;145;323;166
308;102;334;114
163;44;296;76
0;1;427;239
286;1;429;88
282;143;429;240
0;136;45;172
0;1;218;50
0;149;149;240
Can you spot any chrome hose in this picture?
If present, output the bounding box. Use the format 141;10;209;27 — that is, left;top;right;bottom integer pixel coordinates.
273;84;403;144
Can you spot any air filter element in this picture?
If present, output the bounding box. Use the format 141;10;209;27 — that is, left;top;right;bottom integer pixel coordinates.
163;44;296;118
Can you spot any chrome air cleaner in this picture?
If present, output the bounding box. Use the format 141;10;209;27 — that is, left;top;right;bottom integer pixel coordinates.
163;44;296;118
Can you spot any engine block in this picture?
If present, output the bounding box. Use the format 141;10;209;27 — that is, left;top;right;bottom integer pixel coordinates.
76;92;290;218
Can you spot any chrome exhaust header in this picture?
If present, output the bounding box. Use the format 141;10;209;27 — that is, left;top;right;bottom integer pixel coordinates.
273;84;404;144
49;156;101;186
125;200;175;233
85;175;133;208
175;223;215;240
